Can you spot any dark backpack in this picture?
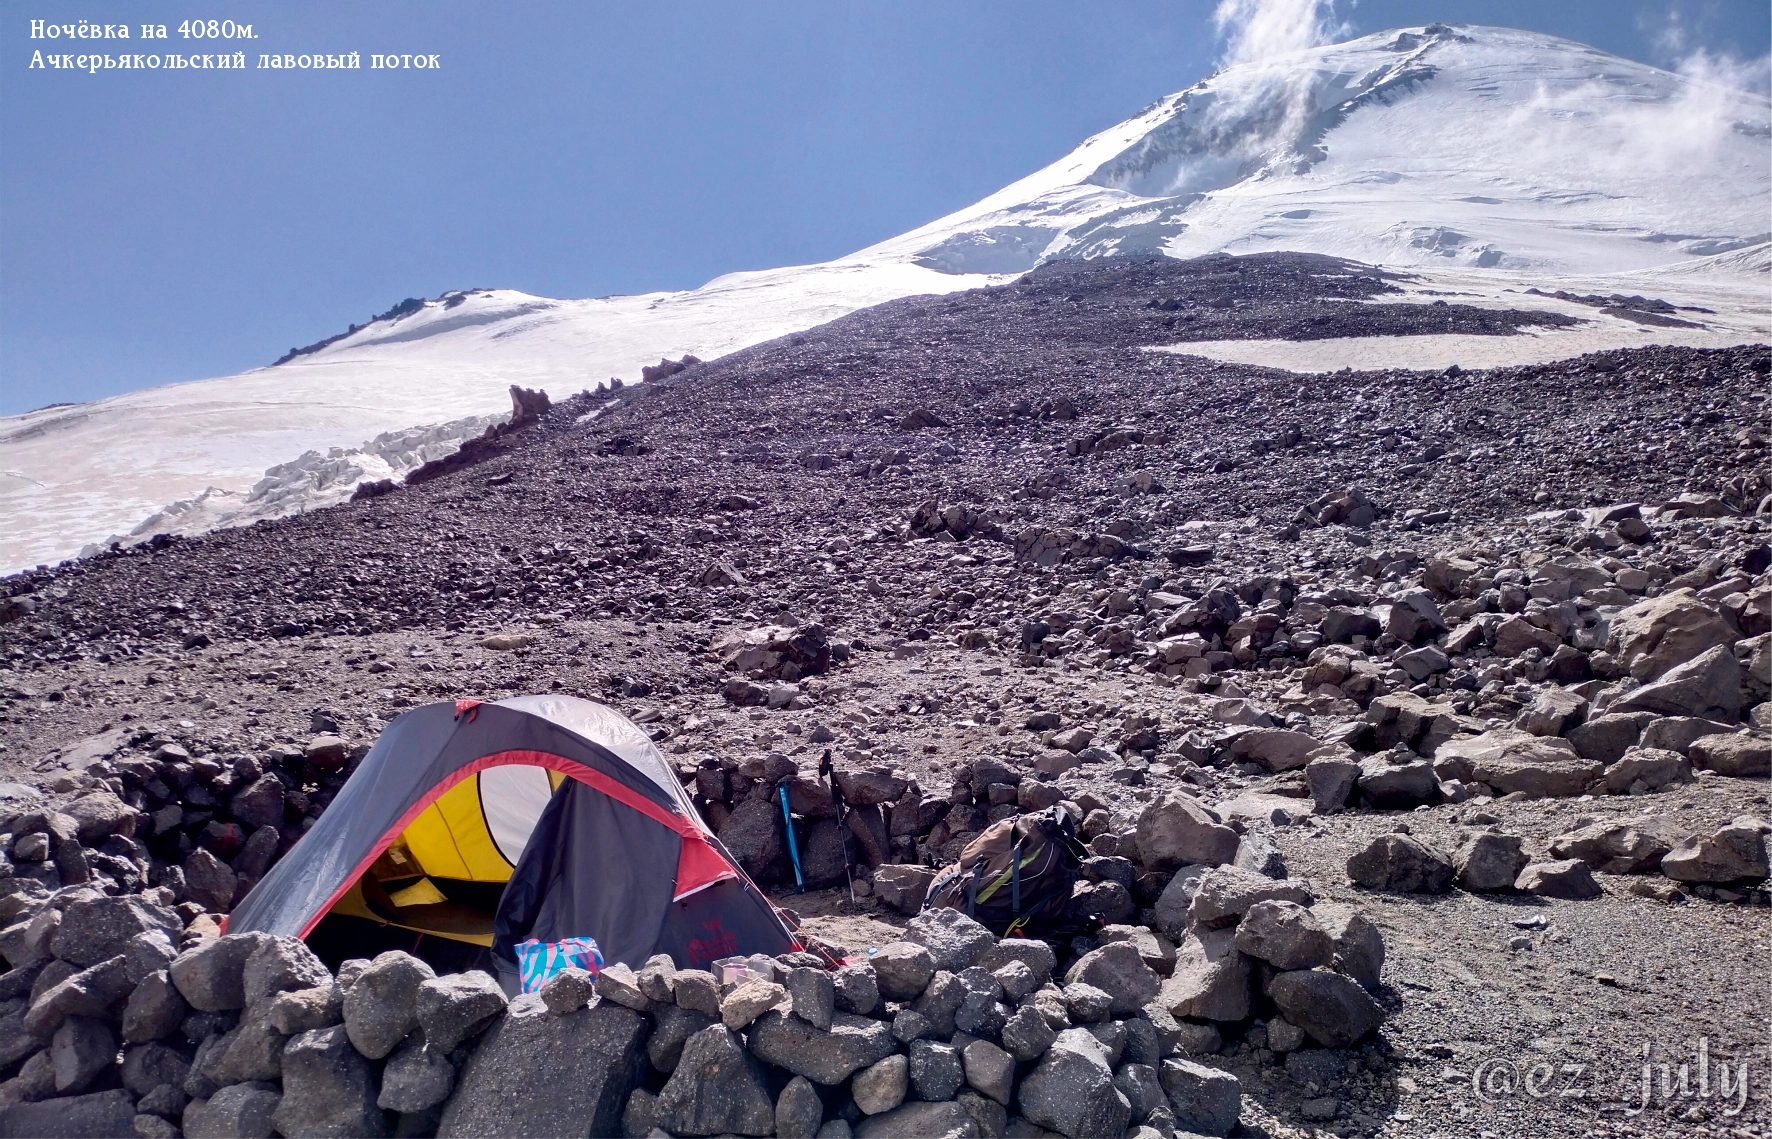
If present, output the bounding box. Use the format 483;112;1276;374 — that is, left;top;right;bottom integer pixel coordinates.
923;806;1087;937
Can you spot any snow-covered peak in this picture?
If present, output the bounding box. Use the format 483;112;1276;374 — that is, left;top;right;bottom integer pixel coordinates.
866;23;1770;275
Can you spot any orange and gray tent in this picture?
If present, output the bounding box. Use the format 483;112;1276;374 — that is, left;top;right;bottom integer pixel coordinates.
227;694;799;975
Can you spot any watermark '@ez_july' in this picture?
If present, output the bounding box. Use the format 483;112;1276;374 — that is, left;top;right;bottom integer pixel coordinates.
1460;1037;1754;1117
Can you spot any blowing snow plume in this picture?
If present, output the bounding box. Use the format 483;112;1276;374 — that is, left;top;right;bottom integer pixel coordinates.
1212;0;1343;65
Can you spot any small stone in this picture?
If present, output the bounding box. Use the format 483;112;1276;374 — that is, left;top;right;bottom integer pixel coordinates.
540;967;597;1015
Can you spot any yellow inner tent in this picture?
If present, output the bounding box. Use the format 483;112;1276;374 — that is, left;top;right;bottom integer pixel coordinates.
327;766;564;945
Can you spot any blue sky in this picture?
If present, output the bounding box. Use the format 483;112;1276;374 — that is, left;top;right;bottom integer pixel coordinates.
1;1;1766;414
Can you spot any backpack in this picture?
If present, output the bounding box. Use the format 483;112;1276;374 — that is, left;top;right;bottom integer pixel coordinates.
923;806;1088;937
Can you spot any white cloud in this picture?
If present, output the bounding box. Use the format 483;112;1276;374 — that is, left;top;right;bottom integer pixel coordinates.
1211;0;1344;67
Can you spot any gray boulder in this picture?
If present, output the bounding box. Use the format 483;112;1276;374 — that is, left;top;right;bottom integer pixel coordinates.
123;970;187;1043
1453;833;1531;891
342;950;434;1059
853;1054;909;1116
1661;818;1770;884
908;1039;965;1101
747;1009;896;1084
1114;1062;1166;1124
377;1031;454;1113
1232;900;1332;969
170;933;271;1011
1567;713;1649;765
49;895;180;968
539;967;597;1015
273;1025;388;1138
1188;865;1312;929
1689;733;1772;777
870;942;936;1001
1515;859;1604;899
188;1081;280;1139
872;865;938;914
1135;793;1239;870
672;969;723;1018
1017;1028;1131;1139
0;1089;136;1139
1150;864;1212;940
438;995;645;1138
1158;1057;1242;1136
241;936;331;1008
1467;735;1601;798
1062;942;1159;1017
413;970;505;1052
1159;928;1251;1022
999;1003;1058;1061
774;1075;824;1139
961;1038;1015;1106
50;1016;114;1094
975;939;1056;984
1548;818;1682;874
1305;754;1361;812
787;966;835;1031
1601;746;1692;794
1346;834;1454;894
1610;645;1742;720
1267;968;1386;1047
656;1025;776;1136
831;962;878;1016
648;1004;715;1073
267;984;344;1035
904;908;995;972
1356;757;1439;809
854;1101;979;1139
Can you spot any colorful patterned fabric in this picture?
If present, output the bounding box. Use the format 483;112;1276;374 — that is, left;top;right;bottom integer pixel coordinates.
515;935;604;993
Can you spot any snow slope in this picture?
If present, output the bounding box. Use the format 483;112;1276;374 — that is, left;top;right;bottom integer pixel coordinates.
4;23;1768;572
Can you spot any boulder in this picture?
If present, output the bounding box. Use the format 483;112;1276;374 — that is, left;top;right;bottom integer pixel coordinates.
49;895;180;968
722;980;787;1031
831;962;878;1016
908;1038;965;1101
273;1025;388;1139
1062;982;1113;1024
656;1025;776;1136
1661;819;1770;884
1114;1061;1165;1124
0;1089;136;1139
1159;929;1251;1022
1188;865;1312;929
854;1101;979;1139
1061;942;1159;1017
377;1032;455;1113
1157;1058;1242;1136
1600;746;1692;794
1610;589;1739;681
853;1054;909;1116
1689;733;1771;777
1566;713;1649;765
999;1003;1058;1061
50;1016;114;1094
870;942;936;1002
1134;793;1239;870
911;971;964;1038
229;776;288;832
871;865;937;915
415;970;506;1052
182;849;237;913
342;950;434;1059
188;1082;280;1139
904;908;995;973
1346;834;1454;894
1304;754;1361;811
1514;860;1603;899
241;936;330;1007
1453;833;1530;891
718;797;785;881
1639;716;1735;756
1517;687;1589;737
267;984;344;1035
1017;1029;1131;1139
960;1039;1014;1106
1355;757;1439;809
1267;968;1386;1047
170;933;271;1011
539;968;596;1015
1233;900;1332;969
1467;735;1601;798
1609;646;1742;720
1311;903;1384;991
123;970;188;1043
1227;729;1319;772
437;996;645;1138
747;1010;897;1084
62;792;135;845
774;1076;824;1139
786;966;835;1031
1549;818;1684;874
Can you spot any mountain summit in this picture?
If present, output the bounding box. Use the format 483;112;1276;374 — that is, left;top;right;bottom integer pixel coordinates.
3;24;1767;571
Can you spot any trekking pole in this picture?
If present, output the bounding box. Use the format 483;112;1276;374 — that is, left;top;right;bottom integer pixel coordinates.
779;784;805;894
819;748;856;906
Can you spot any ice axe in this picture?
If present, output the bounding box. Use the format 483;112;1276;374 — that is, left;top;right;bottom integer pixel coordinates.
779;784;805;893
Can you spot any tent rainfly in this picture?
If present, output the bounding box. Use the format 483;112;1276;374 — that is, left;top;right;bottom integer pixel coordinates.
226;695;800;981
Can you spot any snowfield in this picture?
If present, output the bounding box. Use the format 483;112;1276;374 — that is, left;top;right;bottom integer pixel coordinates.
4;23;1767;572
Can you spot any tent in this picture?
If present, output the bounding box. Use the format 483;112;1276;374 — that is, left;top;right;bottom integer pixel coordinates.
226;695;800;981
